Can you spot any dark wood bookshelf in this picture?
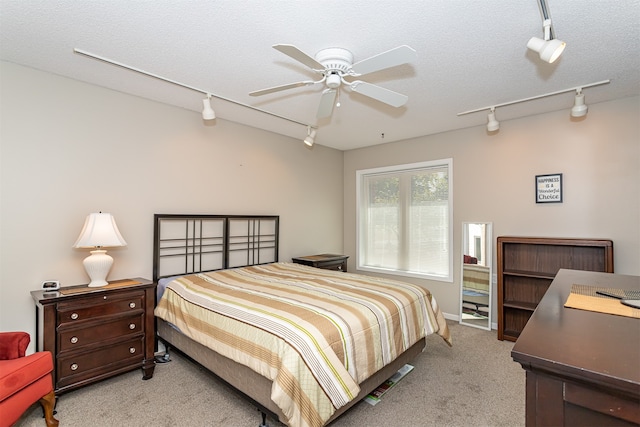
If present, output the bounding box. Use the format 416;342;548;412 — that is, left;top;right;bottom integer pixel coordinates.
497;237;614;341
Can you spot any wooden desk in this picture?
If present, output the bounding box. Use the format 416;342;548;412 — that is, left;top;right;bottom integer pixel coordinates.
511;269;640;426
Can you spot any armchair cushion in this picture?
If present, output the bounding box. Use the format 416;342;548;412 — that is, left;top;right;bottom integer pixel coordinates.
0;352;54;401
0;331;58;427
0;332;29;360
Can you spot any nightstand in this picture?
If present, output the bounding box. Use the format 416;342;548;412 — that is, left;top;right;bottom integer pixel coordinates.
292;254;349;272
31;278;156;394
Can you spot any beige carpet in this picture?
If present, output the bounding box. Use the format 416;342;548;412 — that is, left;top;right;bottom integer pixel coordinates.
16;321;524;427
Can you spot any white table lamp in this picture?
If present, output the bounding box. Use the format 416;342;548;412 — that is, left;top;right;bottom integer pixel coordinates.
73;212;127;287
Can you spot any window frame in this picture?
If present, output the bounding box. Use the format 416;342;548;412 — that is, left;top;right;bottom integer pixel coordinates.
355;158;453;282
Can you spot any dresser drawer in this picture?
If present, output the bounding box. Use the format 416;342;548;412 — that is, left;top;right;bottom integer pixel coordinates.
315;259;347;271
56;336;144;388
58;313;144;352
57;290;144;325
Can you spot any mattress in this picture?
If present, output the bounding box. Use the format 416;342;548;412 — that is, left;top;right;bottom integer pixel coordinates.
155;262;450;427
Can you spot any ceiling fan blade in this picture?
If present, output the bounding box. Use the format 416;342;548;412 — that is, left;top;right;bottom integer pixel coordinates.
351;45;417;76
350;81;409;108
273;44;325;70
249;80;316;96
317;89;337;119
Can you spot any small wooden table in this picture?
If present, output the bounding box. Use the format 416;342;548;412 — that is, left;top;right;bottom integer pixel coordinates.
511;269;640;426
292;254;349;272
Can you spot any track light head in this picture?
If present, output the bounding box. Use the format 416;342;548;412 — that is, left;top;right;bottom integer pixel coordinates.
303;127;316;146
528;18;566;63
571;89;588;117
202;94;216;120
487;108;500;132
527;37;566;63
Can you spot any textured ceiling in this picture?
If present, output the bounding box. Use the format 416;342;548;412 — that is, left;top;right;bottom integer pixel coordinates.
1;0;638;150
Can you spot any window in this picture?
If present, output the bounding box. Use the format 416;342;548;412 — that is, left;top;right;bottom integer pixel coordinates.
356;159;452;282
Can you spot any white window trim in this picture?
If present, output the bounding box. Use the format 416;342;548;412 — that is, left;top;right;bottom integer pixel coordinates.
355;158;453;283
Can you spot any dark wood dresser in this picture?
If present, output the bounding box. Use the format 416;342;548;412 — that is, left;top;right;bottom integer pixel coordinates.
292;254;349;272
31;278;156;394
511;269;640;426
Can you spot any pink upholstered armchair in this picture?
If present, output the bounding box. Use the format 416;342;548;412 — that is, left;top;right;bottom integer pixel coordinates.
0;332;58;427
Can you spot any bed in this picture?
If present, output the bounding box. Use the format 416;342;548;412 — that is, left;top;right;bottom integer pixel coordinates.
152;214;451;427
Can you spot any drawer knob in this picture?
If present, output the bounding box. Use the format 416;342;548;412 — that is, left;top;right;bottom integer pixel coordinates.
70;336;78;344
129;323;136;330
70;363;78;371
129;347;136;354
129;302;136;309
71;313;79;320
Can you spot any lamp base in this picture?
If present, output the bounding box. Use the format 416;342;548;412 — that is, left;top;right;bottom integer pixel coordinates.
83;249;114;287
88;279;109;288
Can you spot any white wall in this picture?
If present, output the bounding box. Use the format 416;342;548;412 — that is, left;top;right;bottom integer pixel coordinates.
344;96;640;319
2;61;638;343
0;62;344;349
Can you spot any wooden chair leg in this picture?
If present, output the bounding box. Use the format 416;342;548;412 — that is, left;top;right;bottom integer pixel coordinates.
38;390;59;427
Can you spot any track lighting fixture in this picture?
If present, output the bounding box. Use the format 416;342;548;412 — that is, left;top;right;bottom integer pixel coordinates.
457;80;609;132
73;48;314;137
527;1;565;64
303;126;317;147
202;94;216;120
570;88;588;118
527;19;565;64
487;108;500;132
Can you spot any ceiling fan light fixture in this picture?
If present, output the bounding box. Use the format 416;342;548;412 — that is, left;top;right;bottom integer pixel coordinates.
326;73;342;89
202;94;216;120
571;89;588;117
487;108;500;132
303;127;316;147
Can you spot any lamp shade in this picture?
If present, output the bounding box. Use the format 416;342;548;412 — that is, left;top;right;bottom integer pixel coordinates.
73;213;127;248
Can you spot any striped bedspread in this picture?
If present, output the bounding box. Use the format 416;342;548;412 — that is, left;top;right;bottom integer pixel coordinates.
154;262;451;427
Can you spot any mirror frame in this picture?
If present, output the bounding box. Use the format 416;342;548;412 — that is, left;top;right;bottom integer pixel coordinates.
459;222;493;331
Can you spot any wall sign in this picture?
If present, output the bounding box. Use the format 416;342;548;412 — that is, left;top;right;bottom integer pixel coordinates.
536;173;563;203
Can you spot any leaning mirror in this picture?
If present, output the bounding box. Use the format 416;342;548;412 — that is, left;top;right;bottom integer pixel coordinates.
460;222;492;330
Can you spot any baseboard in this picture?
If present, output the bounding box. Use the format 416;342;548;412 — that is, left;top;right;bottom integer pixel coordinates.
444;311;498;331
443;312;459;322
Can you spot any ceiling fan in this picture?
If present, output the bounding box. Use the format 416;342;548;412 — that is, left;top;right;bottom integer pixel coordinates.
249;44;417;119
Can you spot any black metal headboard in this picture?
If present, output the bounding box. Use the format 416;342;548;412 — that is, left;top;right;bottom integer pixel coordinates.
152;214;279;283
